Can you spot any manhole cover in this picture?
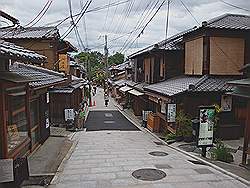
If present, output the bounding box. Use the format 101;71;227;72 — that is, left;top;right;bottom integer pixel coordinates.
149;151;168;156
132;168;166;181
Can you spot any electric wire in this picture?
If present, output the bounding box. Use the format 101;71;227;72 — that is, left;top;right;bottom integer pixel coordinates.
24;0;51;27
218;0;250;12
179;0;200;25
121;0;166;53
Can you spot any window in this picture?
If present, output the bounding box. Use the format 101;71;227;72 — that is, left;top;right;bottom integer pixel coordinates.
7;88;28;153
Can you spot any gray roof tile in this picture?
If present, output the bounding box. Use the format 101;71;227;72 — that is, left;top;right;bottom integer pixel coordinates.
205;13;250;30
144;76;200;96
9;62;66;88
0;40;46;62
0;26;59;39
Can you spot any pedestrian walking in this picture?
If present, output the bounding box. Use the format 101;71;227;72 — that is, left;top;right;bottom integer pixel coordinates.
104;92;109;107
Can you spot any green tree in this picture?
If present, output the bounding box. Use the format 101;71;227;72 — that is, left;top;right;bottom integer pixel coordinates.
76;51;104;79
108;52;124;66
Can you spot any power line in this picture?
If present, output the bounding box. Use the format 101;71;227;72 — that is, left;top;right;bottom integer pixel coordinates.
44;0;133;27
61;1;92;40
121;0;167;53
179;0;200;25
102;0;112;32
117;1;158;52
165;0;170;40
24;0;51;27
218;0;250;12
26;0;53;27
68;0;85;51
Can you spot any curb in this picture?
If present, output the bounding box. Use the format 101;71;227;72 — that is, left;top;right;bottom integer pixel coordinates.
118;107;250;186
49;133;80;185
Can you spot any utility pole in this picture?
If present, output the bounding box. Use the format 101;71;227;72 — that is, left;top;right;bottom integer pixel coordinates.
104;34;108;92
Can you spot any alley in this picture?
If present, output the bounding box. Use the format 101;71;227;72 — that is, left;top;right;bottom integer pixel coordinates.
49;88;249;188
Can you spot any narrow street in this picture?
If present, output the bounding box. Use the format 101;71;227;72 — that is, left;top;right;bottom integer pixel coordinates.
49;88;248;188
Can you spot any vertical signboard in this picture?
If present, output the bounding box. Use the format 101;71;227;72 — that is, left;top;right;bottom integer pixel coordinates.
64;109;75;121
161;101;167;114
221;95;232;112
167;104;176;123
198;106;215;147
59;54;69;73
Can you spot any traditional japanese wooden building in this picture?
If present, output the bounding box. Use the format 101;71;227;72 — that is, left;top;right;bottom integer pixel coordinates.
129;13;250;138
49;76;87;126
0;40;68;186
0;26;61;70
228;64;250;166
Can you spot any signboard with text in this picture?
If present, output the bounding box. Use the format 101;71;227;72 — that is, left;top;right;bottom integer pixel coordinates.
64;109;75;121
221;95;232;112
198;106;215;147
167;104;176;123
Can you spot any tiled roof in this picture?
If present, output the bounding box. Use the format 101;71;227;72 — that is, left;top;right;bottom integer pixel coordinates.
49;80;85;94
0;40;46;62
134;82;149;92
144;76;200;96
228;78;250;87
204;13;250;30
109;61;130;71
113;79;128;87
190;75;236;92
9;62;67;88
144;75;237;97
129;28;196;58
0;26;59;39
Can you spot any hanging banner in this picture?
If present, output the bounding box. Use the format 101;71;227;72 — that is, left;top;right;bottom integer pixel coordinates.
221;95;232;112
198;106;215;147
167;104;176;122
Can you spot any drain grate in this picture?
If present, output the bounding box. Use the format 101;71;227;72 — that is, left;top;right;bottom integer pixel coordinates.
154;141;165;146
188;160;207;166
149;151;168;156
154;164;172;169
194;168;214;174
132;168;166;181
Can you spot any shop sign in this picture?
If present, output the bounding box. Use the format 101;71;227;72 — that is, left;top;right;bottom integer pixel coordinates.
45;118;50;129
0;159;14;183
198;106;215;147
167;104;176;122
59;54;69;73
46;92;50;103
64;109;75;121
221;95;232;112
161;101;167;114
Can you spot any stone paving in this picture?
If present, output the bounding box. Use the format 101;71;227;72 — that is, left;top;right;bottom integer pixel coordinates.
49;88;249;188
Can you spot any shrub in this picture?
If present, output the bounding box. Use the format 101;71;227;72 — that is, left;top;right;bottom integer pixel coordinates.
165;133;176;141
211;140;234;163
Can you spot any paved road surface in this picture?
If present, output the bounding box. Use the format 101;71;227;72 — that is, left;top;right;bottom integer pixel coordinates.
49;88;249;188
85;111;139;131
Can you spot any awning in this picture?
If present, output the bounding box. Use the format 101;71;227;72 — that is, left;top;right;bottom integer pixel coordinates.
119;85;132;93
128;89;144;96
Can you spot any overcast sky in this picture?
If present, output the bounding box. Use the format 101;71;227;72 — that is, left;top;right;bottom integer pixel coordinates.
1;0;250;56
